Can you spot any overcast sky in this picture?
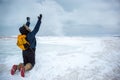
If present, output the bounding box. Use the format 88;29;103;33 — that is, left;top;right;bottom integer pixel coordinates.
0;0;120;36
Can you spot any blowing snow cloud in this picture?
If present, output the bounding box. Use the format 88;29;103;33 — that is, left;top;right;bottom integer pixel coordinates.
0;0;120;36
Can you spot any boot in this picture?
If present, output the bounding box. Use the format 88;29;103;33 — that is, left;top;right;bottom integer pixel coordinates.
11;65;17;75
20;66;25;77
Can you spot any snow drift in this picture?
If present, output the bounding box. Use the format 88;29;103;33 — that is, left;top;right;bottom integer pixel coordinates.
0;37;120;80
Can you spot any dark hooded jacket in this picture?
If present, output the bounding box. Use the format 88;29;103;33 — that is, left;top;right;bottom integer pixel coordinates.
19;19;41;53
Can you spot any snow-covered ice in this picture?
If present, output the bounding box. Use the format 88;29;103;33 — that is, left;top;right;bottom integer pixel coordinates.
0;37;120;80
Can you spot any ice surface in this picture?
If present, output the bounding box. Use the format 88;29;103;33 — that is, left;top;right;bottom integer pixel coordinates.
0;37;120;80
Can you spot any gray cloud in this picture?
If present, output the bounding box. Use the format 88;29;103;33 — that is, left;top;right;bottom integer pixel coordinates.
55;0;120;36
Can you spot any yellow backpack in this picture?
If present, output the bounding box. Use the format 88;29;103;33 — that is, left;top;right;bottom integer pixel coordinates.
17;34;30;50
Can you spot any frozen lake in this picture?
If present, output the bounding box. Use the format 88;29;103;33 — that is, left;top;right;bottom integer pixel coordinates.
0;37;120;80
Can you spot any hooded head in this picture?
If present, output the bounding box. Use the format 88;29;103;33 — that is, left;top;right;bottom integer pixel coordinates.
19;24;31;35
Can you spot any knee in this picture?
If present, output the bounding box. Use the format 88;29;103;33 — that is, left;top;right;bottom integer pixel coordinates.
18;63;24;70
25;63;32;71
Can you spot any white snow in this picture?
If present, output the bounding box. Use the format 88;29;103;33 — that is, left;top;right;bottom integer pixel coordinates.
0;37;120;80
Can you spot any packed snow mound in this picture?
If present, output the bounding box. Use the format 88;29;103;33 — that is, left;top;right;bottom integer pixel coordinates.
0;37;120;80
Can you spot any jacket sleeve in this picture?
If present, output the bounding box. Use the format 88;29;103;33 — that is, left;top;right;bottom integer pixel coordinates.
26;21;30;27
31;19;41;35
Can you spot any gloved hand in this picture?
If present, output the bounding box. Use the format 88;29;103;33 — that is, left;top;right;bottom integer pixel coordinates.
38;14;42;20
26;17;30;22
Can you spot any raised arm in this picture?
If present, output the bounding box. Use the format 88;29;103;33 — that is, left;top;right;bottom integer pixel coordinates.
32;14;42;35
26;17;30;27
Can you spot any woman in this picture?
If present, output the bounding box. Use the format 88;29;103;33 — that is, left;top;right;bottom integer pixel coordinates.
11;14;42;77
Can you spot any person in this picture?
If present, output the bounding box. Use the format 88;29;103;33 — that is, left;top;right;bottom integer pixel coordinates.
11;14;42;77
